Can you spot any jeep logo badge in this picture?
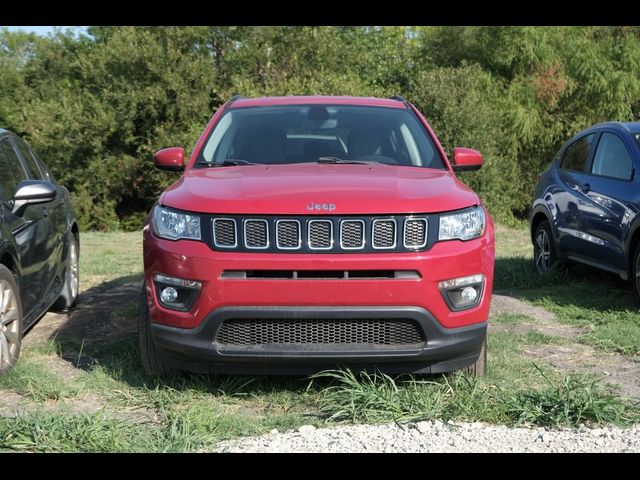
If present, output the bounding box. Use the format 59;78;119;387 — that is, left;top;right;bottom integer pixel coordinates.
306;203;336;212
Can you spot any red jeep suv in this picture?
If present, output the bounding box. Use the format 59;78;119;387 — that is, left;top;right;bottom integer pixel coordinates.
139;95;495;377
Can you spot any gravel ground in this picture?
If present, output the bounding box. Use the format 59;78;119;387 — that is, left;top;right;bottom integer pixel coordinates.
216;421;640;453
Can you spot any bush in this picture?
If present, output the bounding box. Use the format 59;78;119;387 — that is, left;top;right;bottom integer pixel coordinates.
2;26;640;230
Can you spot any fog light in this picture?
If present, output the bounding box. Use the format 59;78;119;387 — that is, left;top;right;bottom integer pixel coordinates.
461;286;478;303
154;273;202;312
439;274;485;311
160;286;179;304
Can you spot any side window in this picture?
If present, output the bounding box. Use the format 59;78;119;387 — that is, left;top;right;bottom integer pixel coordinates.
560;134;595;172
30;151;54;182
0;140;28;202
591;132;634;181
12;139;44;180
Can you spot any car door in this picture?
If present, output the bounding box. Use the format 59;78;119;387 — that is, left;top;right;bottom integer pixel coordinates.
553;132;598;258
574;131;639;272
11;137;66;308
0;138;54;322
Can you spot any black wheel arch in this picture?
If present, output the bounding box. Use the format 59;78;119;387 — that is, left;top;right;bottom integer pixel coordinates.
0;241;21;284
530;204;557;246
624;219;640;278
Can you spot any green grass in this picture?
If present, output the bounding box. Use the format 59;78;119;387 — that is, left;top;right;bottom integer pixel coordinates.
0;412;207;453
490;313;531;325
495;224;640;356
504;365;639;427
311;367;639;428
485;328;561;390
311;369;500;424
0;358;77;402
80;231;143;286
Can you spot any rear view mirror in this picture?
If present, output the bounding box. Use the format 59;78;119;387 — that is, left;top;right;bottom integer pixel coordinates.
452;147;484;172
154;147;185;172
12;180;57;216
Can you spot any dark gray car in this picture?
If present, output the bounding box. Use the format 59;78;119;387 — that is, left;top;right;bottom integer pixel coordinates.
0;128;79;373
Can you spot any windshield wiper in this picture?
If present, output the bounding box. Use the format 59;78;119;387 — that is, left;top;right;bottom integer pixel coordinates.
204;159;264;167
316;156;378;165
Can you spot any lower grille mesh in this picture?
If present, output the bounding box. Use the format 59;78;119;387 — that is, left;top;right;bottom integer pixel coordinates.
216;319;424;345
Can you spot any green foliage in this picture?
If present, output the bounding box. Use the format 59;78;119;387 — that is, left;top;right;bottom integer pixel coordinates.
409;64;521;220
0;411;210;452
504;365;639;427
312;367;640;427
3;26;640;230
311;369;499;424
0;358;77;402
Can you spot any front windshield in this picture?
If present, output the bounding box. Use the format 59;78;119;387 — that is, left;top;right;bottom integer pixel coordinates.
197;105;446;169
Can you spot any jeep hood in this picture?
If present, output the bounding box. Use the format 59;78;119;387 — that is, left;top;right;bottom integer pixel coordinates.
160;163;480;215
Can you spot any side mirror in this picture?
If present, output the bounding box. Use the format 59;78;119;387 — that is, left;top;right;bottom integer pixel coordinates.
452;147;483;172
12;180;57;216
154;147;185;172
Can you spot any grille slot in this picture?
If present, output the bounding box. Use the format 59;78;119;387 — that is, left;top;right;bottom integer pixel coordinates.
244;220;269;249
221;270;421;279
216;318;425;345
276;220;301;249
308;220;333;250
212;219;237;248
372;219;396;249
340;220;365;249
404;218;428;248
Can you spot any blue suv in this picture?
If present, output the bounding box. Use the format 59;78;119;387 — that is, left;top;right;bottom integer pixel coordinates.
530;121;640;296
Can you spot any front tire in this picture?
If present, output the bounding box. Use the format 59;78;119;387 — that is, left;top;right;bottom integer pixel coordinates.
533;220;559;274
463;334;487;377
632;243;640;300
138;284;177;377
52;231;79;311
0;265;23;374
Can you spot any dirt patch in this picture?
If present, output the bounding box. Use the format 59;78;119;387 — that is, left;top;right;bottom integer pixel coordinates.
0;391;34;417
0;277;155;421
25;280;140;352
42;355;84;381
524;344;640;400
490;294;640;400
490;294;586;339
491;294;556;323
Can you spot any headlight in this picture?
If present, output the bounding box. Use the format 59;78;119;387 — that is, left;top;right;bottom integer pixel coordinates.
153;205;201;241
438;207;485;241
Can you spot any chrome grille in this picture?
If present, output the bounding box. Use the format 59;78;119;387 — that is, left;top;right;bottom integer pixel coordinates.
308;220;333;250
216;318;425;345
244;220;269;249
340;220;365;249
404;219;427;248
213;219;237;247
372;219;396;249
276;220;301;249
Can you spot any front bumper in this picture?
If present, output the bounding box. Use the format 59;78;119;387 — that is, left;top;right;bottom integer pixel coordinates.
142;217;494;374
150;306;487;374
